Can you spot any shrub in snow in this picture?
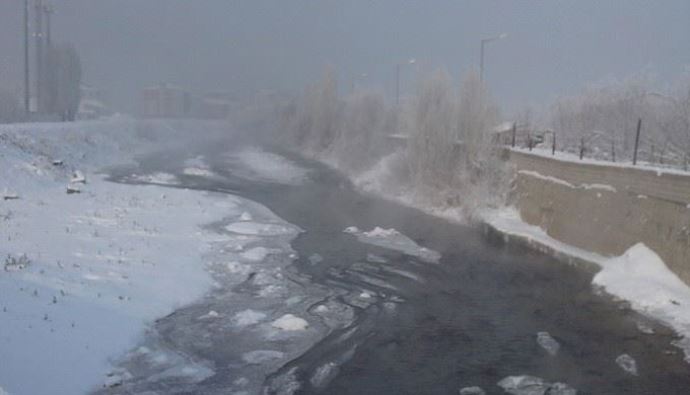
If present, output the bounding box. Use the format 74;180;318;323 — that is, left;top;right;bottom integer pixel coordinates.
4;254;31;271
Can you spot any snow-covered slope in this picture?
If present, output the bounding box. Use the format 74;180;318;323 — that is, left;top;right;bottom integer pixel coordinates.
0;118;274;394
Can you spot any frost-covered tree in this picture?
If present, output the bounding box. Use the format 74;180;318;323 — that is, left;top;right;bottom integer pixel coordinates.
407;69;459;191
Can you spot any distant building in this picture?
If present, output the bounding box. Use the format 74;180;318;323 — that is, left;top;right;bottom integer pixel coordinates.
196;92;234;119
140;83;192;118
78;83;111;120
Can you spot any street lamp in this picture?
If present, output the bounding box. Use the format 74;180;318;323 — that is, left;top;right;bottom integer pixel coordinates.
480;33;507;83
396;58;416;106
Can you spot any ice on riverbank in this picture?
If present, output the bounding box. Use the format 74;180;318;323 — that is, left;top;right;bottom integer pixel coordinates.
344;226;441;263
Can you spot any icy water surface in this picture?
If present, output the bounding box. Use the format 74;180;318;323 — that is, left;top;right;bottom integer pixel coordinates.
104;142;690;394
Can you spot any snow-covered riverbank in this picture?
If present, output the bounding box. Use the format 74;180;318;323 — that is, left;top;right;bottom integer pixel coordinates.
0;118;275;394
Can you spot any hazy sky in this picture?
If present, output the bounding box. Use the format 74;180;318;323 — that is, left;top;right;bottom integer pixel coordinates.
1;1;688;114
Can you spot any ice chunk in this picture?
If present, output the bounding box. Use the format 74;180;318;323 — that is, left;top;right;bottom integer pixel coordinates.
226;222;294;236
241;247;270;262
232;309;267;327
310;362;339;389
497;376;577;395
2;189;19;200
536;332;560;356
198;310;220;320
344;226;441;263
459;387;485;395
615;354;638;376
271;314;309;331
242;350;285;364
183;167;213;177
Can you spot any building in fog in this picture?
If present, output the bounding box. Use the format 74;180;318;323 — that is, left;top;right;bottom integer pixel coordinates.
140;83;192;118
77;83;111;120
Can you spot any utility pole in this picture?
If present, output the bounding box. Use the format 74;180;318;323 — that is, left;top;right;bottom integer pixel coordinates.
24;0;30;115
35;0;44;114
44;2;53;48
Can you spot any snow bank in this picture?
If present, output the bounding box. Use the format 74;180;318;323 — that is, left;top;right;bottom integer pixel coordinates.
594;244;690;361
344;226;441;263
0;118;269;394
225;147;310;185
485;207;690;362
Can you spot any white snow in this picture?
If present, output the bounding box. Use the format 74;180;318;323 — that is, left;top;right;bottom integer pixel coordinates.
484;207;690;362
0;118;300;394
518;170;617;193
344;226;441;263
459;387;485;395
271;314;309;331
225;147;310;185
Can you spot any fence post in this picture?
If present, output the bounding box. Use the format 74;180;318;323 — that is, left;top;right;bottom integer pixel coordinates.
685;153;688;171
528;131;533;151
611;139;616;162
511;122;516;148
651;144;655;164
579;137;584;160
552;132;556;156
633;118;641;165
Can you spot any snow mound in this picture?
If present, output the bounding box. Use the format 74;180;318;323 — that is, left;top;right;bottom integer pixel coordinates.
233;309;267;327
271;314;309;331
344;226;441;263
226;147;310;185
593;243;690;360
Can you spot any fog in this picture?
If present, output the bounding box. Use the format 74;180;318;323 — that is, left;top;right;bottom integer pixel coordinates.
1;1;689;114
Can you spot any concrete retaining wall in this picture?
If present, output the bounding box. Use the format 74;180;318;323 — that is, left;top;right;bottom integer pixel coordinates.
509;149;690;284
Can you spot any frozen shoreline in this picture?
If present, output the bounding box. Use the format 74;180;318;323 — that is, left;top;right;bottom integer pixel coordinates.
0;118;298;394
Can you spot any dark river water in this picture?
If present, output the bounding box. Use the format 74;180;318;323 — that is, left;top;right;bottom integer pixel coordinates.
105;141;690;395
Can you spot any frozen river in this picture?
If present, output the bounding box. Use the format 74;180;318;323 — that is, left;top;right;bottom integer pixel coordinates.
102;141;690;395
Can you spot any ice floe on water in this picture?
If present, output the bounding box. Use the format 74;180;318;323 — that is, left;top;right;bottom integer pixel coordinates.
536;331;560;356
310;362;339;389
615;354;638;376
226;221;297;236
271;314;309;331
344;226;441;263
241;246;272;261
497;375;577;395
225;147;310;185
459;386;485;395
242;350;285;364
232;309;268;327
132;172;178;185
